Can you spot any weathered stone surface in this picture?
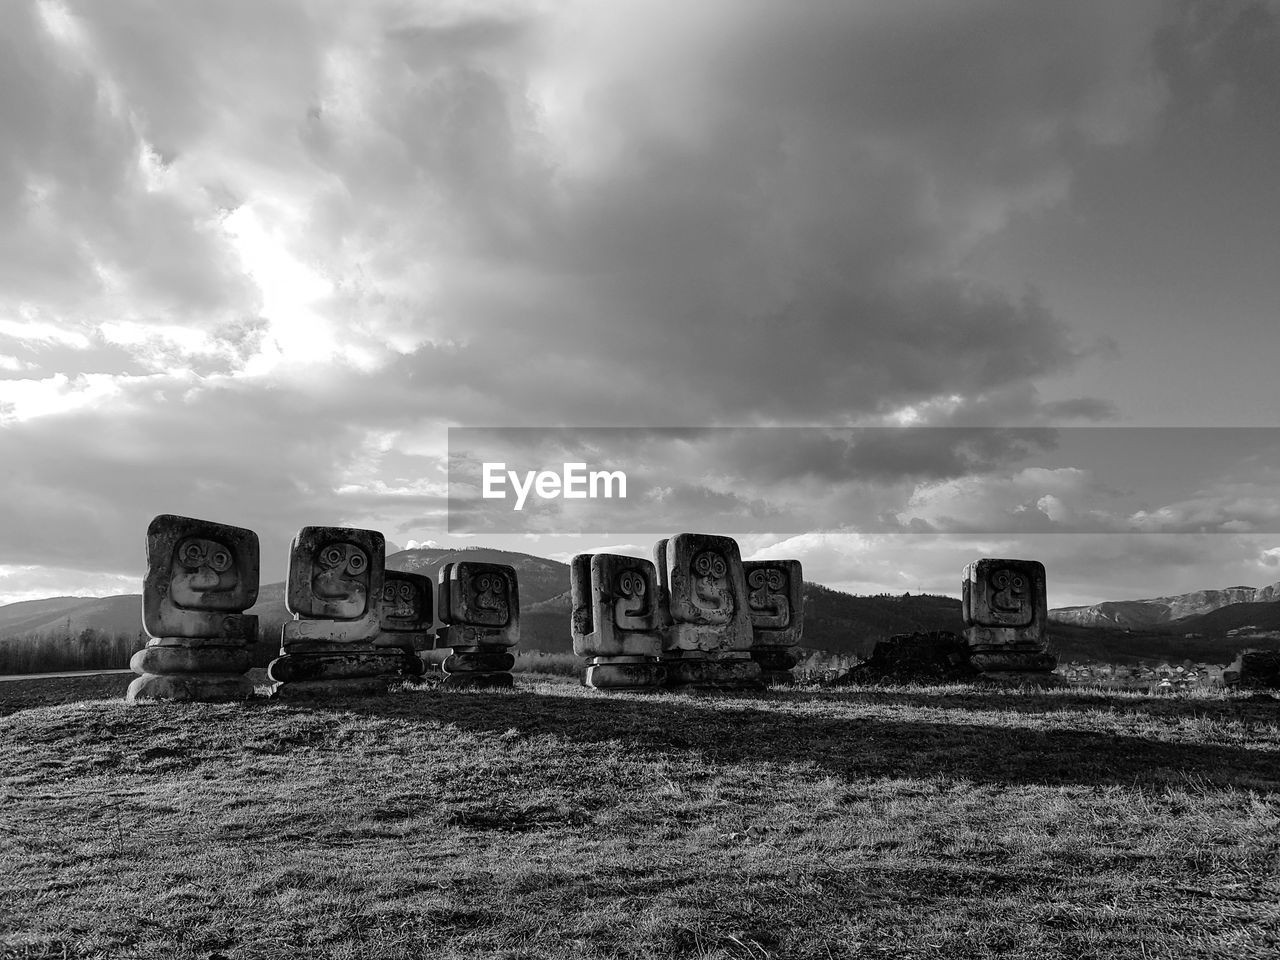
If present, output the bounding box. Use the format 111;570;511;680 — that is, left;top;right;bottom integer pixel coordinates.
281;617;379;646
441;671;515;690
584;661;666;689
571;553;666;660
664;656;764;689
267;651;406;683
442;650;516;673
437;562;520;646
130;643;252;676
969;650;1057;673
143;514;260;640
655;533;753;654
270;677;390;700
126;673;255;703
962;558;1048;650
743;559;804;648
378;570;433;656
837;631;979;685
285;525;384;631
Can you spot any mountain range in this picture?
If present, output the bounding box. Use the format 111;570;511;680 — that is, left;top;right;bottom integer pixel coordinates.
4;547;1280;666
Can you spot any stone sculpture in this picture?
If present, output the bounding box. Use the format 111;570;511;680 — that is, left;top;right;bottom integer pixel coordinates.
571;553;667;689
268;526;402;697
654;533;762;689
436;561;519;688
961;558;1057;679
129;514;259;702
375;570;432;680
742;559;804;684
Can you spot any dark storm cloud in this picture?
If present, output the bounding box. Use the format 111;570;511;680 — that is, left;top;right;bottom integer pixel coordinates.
0;0;1188;598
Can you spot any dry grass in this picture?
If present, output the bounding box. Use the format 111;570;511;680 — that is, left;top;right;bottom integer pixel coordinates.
1;677;1278;959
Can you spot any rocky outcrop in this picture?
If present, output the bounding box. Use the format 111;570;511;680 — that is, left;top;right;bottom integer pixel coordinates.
1051;582;1280;628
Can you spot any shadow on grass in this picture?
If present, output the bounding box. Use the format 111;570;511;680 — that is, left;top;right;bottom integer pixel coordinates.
333;682;1280;794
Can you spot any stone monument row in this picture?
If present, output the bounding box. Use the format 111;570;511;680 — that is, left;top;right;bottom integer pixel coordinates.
570;534;806;690
130;514;260;702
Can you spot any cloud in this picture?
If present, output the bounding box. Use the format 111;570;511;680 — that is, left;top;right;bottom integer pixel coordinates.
0;0;1186;599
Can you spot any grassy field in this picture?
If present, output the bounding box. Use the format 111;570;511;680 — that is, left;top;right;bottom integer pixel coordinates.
1;675;1278;959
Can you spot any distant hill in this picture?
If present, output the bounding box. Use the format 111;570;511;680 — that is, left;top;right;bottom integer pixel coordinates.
1051;582;1280;628
0;595;144;639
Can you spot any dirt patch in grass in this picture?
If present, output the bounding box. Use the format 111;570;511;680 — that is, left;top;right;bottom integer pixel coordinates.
1;677;1277;959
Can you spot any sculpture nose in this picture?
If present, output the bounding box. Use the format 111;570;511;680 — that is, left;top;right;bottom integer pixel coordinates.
188;566;220;590
314;570;357;598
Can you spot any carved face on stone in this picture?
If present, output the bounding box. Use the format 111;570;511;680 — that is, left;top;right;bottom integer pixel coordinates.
613;567;652;630
379;571;431;632
168;537;242;610
144;514;260;639
747;565;790;629
466;570;510;626
989;567;1029;617
691;550;732;621
310;542;369;618
963;558;1043;628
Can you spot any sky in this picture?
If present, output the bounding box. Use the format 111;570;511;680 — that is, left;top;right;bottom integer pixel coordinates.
2;0;1280;609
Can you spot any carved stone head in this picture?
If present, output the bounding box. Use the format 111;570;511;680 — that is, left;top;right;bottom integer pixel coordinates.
571;553;665;658
654;533;752;652
962;558;1046;629
379;570;433;633
438;562;520;644
287;526;385;621
143;514;259;640
743;559;803;646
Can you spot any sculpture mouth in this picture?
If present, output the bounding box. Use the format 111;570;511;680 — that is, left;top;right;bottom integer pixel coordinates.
314;579;364;602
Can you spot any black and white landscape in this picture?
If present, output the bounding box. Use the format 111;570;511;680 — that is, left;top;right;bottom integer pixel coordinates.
2;3;1279;957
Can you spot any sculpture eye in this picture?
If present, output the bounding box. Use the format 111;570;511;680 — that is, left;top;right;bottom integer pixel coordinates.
180;541;205;567
382;583;397;602
695;554;712;575
748;569;765;589
400;583;414;602
490;577;505;595
711;556;726;578
629;574;645;596
767;570;784;590
1012;576;1025;590
346;550;367;574
321;546;344;567
208;549;232;573
993;571;1010;588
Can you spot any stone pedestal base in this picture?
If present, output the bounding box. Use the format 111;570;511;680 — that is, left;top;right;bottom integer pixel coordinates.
584;657;666;690
268;648;408;698
127;672;254;703
969;650;1056;672
968;648;1059;685
440;645;514;689
663;654;764;691
126;639;254;703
